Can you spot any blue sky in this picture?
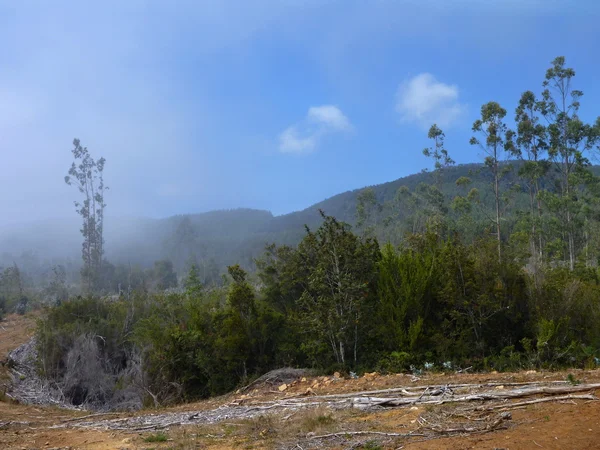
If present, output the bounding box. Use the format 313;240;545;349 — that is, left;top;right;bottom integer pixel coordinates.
1;0;599;223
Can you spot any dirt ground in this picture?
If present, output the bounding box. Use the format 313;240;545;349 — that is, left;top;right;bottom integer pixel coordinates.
1;313;600;449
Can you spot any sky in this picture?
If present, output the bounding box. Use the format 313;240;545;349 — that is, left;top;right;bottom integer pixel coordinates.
1;0;600;224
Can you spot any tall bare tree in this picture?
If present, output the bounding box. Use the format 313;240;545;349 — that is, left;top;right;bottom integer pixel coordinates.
65;139;107;293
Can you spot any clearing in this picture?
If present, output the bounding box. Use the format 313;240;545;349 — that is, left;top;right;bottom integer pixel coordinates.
1;313;600;449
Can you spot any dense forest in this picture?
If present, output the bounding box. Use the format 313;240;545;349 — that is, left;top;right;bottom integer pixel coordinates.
3;56;600;410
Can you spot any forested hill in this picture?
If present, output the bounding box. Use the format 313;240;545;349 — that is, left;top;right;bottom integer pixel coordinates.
1;161;593;281
268;162;487;231
95;162;507;273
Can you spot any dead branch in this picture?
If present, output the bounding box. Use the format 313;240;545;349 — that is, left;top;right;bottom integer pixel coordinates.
419;411;511;434
352;383;600;409
287;380;569;401
309;430;425;440
60;411;123;423
478;394;598;410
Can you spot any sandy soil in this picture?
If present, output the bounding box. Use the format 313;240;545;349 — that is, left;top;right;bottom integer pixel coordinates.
1;313;600;449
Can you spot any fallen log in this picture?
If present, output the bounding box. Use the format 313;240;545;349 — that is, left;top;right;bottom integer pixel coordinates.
308;430;425;440
60;412;123;423
478;393;598;410
287;380;570;401
352;383;600;408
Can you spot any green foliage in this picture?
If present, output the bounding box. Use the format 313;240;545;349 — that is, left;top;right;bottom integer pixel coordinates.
183;264;203;299
144;432;169;443
377;351;412;374
374;239;435;355
36;213;600;409
356;187;379;233
357;441;383;450
294;211;380;367
31;55;600;411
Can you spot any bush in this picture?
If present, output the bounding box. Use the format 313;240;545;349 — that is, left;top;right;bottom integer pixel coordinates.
144;432;168;443
376;351;412;374
36;297;141;409
488;345;523;372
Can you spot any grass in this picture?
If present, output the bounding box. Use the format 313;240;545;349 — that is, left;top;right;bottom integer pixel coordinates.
300;411;336;432
165;408;360;449
164;407;423;449
143;432;169;443
357;441;384;450
567;373;581;385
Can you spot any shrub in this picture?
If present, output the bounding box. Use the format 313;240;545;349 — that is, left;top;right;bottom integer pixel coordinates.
143;432;168;443
377;351;412;374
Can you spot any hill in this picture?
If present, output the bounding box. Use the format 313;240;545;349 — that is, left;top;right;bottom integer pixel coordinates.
0;161;573;279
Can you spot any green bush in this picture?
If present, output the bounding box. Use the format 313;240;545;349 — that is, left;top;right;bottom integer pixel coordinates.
376;351;412;374
143;432;168;443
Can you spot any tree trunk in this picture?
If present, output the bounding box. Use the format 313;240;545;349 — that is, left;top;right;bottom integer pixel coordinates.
494;161;502;263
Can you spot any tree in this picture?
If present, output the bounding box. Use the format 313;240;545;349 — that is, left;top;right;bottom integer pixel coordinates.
394;185;426;234
165;217;198;271
0;264;23;306
470;102;510;262
295;211;380;367
506;91;549;264
538;57;599;270
423;124;455;189
184;264;203;299
45;264;69;305
422;124;455;228
65;139;107;293
356;187;379;233
375;239;436;354
153;260;178;291
214;265;257;383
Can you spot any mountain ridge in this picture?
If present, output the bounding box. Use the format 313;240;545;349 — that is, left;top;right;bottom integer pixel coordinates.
0;161;568;275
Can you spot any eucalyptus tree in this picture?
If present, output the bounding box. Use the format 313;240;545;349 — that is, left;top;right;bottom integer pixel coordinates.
65;139;107;293
422;124;455;229
470;102;510;262
505;91;549;262
356;187;379;235
538;57;599;269
422;124;455;190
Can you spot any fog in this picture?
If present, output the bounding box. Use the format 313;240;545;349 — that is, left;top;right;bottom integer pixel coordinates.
2;1;598;281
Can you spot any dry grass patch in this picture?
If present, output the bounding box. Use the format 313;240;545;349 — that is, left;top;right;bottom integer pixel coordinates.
163;407;369;449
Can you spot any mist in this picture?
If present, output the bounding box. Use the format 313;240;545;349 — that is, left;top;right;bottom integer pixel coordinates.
2;0;600;287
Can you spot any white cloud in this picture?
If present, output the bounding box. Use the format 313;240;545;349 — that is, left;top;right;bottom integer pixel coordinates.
395;73;464;128
279;105;351;154
307;105;351;131
279;127;317;153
